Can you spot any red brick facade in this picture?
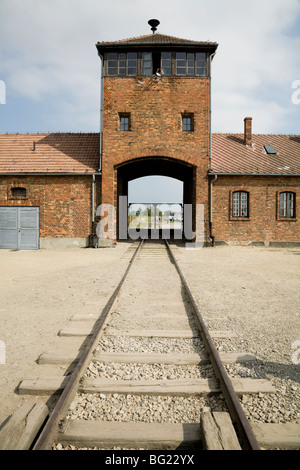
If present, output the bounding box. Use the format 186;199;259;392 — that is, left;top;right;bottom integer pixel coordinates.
0;175;100;244
101;76;211;241
211;175;300;244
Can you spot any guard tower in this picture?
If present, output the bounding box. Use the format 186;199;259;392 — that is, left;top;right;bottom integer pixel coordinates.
96;21;218;244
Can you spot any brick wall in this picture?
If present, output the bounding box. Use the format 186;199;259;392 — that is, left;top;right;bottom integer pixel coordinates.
212;175;300;244
0;175;98;240
101;76;211;241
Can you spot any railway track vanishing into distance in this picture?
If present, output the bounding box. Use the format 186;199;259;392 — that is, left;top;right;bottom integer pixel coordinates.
1;240;298;451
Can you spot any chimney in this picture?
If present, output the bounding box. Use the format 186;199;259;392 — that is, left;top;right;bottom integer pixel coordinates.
244;117;252;146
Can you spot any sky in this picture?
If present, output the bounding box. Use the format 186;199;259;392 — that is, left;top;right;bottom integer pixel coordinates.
0;0;299;202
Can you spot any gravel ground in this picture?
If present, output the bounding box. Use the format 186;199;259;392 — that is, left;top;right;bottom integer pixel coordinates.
62;244;299;451
177;245;300;428
0;242;299;450
66;392;226;424
96;336;206;354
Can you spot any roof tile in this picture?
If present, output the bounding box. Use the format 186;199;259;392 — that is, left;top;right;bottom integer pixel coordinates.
211;134;300;175
0;132;299;176
0;133;99;174
96;33;217;47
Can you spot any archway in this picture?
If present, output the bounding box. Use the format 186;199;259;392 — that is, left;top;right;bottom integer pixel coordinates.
128;176;183;238
116;157;195;240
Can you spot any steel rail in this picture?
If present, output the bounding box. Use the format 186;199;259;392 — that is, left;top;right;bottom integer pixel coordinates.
165;239;261;451
33;239;144;450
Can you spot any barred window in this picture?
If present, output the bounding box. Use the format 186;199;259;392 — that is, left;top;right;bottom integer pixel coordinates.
232;191;249;217
279;192;295;218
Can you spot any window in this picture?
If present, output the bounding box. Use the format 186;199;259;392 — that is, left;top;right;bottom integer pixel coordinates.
11;187;26;198
195;52;207;76
176;52;206;76
176;52;191;75
107;51;206;77
107;53;118;75
161;52;172;75
141;51;172;76
182;114;194;132
279;192;295;218
264;144;277;155
232;191;249;217
142;52;152;75
107;53;137;76
119;113;130;131
118;53;127;75
127;53;138;75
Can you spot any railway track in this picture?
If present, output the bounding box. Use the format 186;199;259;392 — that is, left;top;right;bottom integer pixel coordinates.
1;240;297;451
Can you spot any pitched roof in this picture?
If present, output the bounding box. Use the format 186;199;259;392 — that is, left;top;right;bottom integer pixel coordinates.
0;132;299;176
211;134;300;175
96;33;218;52
97;33;217;46
0;133;99;174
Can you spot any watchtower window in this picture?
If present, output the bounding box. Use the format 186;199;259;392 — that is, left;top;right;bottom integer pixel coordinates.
142;52;152;75
153;52;162;75
107;52;137;76
176;52;206;76
142;51;172;76
107;51;206;77
161;52;172;75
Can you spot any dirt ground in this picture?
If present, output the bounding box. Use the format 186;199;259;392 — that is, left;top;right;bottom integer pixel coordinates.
0;242;299;428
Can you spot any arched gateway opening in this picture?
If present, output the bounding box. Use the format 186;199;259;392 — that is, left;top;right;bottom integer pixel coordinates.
116;157;195;240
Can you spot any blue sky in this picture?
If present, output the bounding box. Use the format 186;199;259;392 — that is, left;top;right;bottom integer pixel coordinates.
0;0;299;201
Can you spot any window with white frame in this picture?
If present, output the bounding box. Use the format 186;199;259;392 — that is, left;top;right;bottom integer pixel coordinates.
279;192;295;218
232;191;249;218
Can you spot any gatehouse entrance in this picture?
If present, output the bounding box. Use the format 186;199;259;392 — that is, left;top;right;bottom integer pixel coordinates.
116;157;195;241
128;202;183;240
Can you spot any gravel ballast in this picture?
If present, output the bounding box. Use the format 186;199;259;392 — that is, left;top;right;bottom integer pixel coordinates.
0;243;299;449
65;244;299;433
